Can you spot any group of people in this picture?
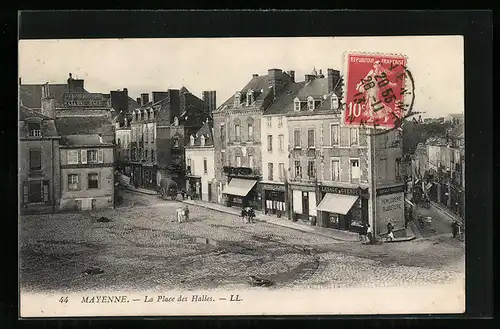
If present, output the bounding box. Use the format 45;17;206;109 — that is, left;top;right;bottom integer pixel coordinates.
241;207;256;224
359;223;374;244
176;205;190;223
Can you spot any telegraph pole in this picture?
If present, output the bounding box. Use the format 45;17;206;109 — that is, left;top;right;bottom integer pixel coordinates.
367;128;377;239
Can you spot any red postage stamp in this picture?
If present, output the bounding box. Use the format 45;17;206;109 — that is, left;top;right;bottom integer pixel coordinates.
344;53;408;129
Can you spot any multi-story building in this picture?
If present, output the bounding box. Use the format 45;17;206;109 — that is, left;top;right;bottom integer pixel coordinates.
285;68;404;234
114;112;132;173
185;122;216;202
19;105;61;214
213;69;295;210
129;88;212;188
443;113;464;126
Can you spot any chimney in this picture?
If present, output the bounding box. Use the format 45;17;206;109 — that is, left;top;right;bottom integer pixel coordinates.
202;91;216;118
287;70;295;83
123;88;128;95
67;73;85;92
252;74;259;78
152;91;169;104
136;97;141;104
305;74;316;83
41;83;55;118
267;68;284;96
318;69;324;78
327;69;341;93
140;93;149;106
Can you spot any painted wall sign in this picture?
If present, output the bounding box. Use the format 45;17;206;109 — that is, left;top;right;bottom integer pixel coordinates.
376;191;405;231
320;185;360;196
376;184;405;196
260;183;286;192
63;93;106;108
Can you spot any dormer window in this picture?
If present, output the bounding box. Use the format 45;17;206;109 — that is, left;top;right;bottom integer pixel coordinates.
234;92;241;108
173;117;179;126
247;90;254;106
190;135;195;146
150;109;154;120
144;110;149;121
293;97;300;111
200;135;206;146
307;96;315;111
331;94;339;111
137;110;142;121
28;122;41;137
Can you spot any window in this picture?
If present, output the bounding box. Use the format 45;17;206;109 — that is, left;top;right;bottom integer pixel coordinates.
190;135;195;146
235;125;241;142
220;125;226;149
278;134;284;151
331;95;339;110
88;173;99;189
145;150;148;160
200;135;205;146
267;135;273;152
203;158;208;174
278;116;283;127
87;150;98;164
248;124;253;141
267;117;272;128
307;129;315;148
248;155;254;169
247;91;253;105
234;92;241;107
67;150;79;164
308;98;315;110
28;180;43;203
268;163;274;181
132;148;136;161
350;159;360;182
174;138;180;148
294;100;301;111
236;155;241;167
330;124;339;145
331;159;340;181
279;163;285;181
350;128;359;146
187;158;191;169
68;174;79;190
29;150;41;171
151;150;155;162
293;129;301;148
308;160;316;178
294;161;302;178
28;122;41;137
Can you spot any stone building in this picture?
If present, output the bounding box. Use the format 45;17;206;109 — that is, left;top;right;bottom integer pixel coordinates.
19;105;61;214
213;69;295;210
129;88;212;188
185;122;216;202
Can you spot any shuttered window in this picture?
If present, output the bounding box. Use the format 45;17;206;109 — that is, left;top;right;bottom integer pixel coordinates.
29;150;41;171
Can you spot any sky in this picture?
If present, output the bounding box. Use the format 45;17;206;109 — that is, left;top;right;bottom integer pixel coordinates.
19;36;464;118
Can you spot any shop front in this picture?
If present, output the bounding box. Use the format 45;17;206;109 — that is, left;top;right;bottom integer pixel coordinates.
315;185;368;232
142;164;157;189
260;183;286;218
186;175;202;200
222;177;260;210
290;183;317;223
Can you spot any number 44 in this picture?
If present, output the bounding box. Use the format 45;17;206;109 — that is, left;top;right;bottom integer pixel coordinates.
59;296;69;303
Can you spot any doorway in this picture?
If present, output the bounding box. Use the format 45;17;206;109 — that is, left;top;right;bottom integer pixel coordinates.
207;182;212;202
302;191;309;215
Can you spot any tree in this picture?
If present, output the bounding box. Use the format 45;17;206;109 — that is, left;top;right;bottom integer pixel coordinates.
402;120;452;154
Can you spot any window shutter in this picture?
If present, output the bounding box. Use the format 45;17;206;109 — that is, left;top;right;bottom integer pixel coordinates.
43;180;49;202
81;150;87;164
77;174;81;190
98;149;104;163
23;182;29;204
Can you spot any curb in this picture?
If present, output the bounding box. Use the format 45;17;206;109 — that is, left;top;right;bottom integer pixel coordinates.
124;187;157;196
430;201;463;224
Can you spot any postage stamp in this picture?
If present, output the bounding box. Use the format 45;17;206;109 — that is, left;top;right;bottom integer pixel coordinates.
343;52;414;132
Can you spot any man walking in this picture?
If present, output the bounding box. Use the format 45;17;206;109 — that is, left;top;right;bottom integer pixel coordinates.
451;220;459;238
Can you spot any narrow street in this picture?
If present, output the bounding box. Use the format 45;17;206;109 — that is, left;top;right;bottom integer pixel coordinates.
19;188;465;294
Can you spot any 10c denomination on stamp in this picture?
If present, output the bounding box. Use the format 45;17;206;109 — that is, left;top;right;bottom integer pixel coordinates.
344;52;409;130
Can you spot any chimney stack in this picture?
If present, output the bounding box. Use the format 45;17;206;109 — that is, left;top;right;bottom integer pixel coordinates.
67;73;85;92
327;68;341;93
202;91;217;118
267;68;284;96
252;74;259;78
305;74;316;83
140;93;149;106
136;97;141;104
41;83;55;118
287;70;295;83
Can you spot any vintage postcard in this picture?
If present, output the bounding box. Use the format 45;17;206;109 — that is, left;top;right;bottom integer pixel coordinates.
18;35;465;317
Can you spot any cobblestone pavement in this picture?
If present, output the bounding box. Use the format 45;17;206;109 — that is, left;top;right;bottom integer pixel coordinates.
20;190;464;293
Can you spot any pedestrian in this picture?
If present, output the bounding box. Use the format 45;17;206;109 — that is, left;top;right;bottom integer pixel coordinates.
184;205;190;222
176;208;183;223
360;223;368;244
451;220;459;238
241;208;247;223
386;221;395;242
366;224;373;244
248;207;255;223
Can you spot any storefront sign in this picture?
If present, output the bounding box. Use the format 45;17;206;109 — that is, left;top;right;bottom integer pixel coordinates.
63;93;106;108
376;184;405;196
290;184;316;192
260;183;285;192
320;186;360;196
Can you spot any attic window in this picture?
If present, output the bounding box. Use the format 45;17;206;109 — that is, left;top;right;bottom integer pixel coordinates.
234;92;241;107
200;135;206;146
294;98;300;112
150;109;154;120
247;91;254;106
28;122;41;137
190;135;195;146
331;95;339;111
307;96;315;111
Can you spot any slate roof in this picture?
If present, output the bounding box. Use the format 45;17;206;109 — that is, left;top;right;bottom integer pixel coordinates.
19;104;52;121
263;82;306;115
20;84;89;109
60;134;107;146
55;116;112;136
217;75;272;111
19;105;59;138
296;78;329;99
186;121;214;147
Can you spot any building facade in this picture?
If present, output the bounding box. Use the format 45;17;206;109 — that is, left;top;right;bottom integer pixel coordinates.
185;122;216;202
19;105;61;214
213;69;295;210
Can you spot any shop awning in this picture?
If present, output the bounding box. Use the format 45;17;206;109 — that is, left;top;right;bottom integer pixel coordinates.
222;178;257;197
316;193;359;215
